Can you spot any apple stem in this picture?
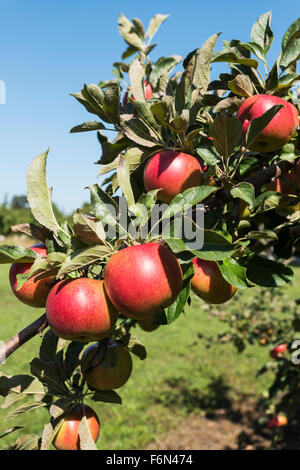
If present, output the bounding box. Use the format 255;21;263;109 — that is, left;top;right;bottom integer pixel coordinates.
0;313;47;363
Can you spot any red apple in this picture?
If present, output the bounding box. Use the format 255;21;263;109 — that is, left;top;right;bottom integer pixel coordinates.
270;343;287;359
46;278;119;342
267;414;288;430
123;80;153;106
81;340;132;390
143;150;203;203
237;94;299;153
267;159;300;212
191;258;237;304
53;404;100;451
9;243;53;308
104;242;183;320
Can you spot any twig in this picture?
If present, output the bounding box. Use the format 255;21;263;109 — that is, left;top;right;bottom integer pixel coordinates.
0;313;48;362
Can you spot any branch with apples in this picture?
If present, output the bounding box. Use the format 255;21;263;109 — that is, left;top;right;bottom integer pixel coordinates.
0;11;299;450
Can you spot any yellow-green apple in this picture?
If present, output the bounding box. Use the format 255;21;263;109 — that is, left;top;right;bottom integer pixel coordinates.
139;314;160;332
53;404;100;450
143;150;203;203
237;94;299;153
9;243;53;308
104;243;183;320
191;258;237;304
46;278;118;342
81;340;132;390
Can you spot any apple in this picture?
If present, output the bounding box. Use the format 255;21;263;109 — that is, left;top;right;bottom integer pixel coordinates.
267;414;288;430
267;159;300;213
9;243;53;308
237;94;299;153
270;343;287;359
81;340;132;390
53;404;100;451
143;150;203;203
104;242;183;320
123;80;153;106
46;278;119;342
138;314;160;332
191;258;237;304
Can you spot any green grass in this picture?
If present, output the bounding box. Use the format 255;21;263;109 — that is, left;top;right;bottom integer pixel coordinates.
0;263;299;450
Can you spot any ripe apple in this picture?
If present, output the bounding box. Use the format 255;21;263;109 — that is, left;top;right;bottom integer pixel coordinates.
46;278;119;342
143;150;203;203
104;242;183;320
267;414;288;430
270;343;287;359
138;314;160;332
9;243;53;308
191;258;237;304
53;404;100;451
237;94;299;153
123;80;153;106
81;340;132;390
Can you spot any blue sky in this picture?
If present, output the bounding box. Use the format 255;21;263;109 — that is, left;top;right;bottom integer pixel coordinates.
0;0;299;213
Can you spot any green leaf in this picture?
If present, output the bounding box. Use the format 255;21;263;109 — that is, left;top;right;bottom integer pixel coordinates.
120;114;161;147
65;342;85;380
196;147;220;166
120;334;147;360
50;399;72;420
165;229;235;261
41;419;64;451
280;38;300;70
128;59;145;102
90;389;122;404
14;434;39;450
146;14;169;42
162;262;194;324
5;402;47;421
241;42;266;63
217;258;249;289
132;17;145;38
277;73;300;89
70;121;106;133
0;427;23;439
245;104;283;149
211;50;259;68
265;60;279;90
231;182;255;209
96;134;131;165
228;74;254;97
193;33;221;93
89;184;118;227
130;190;159;228
150;56;182;89
118;13;144;50
57;245;112;277
73;211;106;246
0;245;38;264
246;255;294;287
117;155;135;208
71;83;120;124
210;115;242;159
282;17;300;52
162;185;218;220
78;416;98;450
26;150;61;234
11;223;49;243
250;11;273;54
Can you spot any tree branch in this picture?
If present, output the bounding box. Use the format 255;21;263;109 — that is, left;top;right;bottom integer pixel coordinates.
0;314;48;362
0;159;296;361
206;159;295;207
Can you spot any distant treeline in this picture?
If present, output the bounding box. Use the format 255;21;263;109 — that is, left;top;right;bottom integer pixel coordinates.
0;195;89;236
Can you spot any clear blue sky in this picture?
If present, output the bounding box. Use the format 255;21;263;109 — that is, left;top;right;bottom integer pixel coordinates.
0;0;299;213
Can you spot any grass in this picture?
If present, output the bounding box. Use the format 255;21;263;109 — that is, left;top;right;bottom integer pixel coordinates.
0;262;300;450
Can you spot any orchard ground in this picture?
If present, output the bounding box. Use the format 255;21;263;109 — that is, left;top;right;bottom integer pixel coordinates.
1;239;300;449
